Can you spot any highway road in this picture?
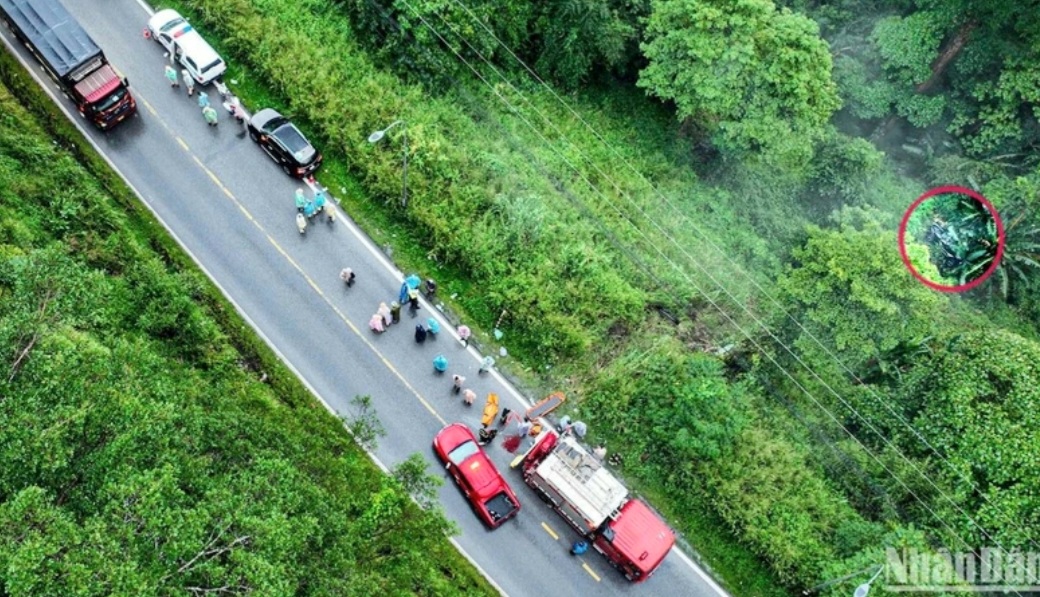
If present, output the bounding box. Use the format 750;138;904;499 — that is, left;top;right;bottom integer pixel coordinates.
1;1;732;595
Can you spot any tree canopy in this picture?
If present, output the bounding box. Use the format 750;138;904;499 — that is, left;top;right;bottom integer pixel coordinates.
638;0;841;165
0;71;490;597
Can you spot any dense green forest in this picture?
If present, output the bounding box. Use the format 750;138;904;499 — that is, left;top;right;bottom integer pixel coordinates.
4;0;1039;594
0;53;494;596
162;0;1040;593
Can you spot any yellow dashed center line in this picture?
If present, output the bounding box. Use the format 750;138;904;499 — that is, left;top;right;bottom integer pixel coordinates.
162;115;447;426
582;563;601;582
540;522;559;541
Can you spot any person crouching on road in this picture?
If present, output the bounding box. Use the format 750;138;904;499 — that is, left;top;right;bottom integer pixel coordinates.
295;212;307;235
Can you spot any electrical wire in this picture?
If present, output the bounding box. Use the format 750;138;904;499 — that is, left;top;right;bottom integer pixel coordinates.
442;0;1040;555
380;1;1032;587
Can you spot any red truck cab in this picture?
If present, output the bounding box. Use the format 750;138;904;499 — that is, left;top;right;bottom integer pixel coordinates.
521;430;675;581
0;0;136;129
72;61;136;128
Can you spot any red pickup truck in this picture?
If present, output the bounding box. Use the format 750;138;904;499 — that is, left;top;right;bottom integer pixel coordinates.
433;423;521;529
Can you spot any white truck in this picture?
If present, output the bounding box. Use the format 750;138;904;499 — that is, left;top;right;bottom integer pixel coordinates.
520;430;675;582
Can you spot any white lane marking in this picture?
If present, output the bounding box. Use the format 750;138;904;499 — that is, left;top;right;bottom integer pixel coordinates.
0;18;505;596
5;4;728;591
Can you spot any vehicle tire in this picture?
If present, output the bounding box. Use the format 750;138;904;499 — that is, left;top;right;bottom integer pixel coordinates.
281;163;293;177
248;129;260;143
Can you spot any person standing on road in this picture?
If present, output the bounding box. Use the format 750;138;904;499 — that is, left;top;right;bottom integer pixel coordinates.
390;301;402;324
517;417;533;438
294;188;308;213
313;190;327;214
197;90;210;109
181;69;195;96
478;355;495;374
377;302;392;327
407;287;421;316
457;324;471;347
462;388;476;406
451;374;465;394
202;105;218;126
295;212;307;235
164;64;179;87
339;268;355;288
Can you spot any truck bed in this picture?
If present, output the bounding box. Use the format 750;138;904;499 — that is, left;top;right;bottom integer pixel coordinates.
0;0;103;79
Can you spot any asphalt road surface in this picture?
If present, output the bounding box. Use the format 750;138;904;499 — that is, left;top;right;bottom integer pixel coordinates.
1;1;732;595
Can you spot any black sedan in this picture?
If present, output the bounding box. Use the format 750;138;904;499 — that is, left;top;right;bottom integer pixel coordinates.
247;108;323;178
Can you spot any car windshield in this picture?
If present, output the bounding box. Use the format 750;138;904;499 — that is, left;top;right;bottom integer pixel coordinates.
447;440;480;466
95;88;125;113
160;17;186;34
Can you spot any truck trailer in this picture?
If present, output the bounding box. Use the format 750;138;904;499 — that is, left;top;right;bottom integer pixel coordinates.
0;0;135;128
521;430;675;582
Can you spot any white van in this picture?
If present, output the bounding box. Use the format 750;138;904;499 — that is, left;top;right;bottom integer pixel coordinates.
147;9;227;85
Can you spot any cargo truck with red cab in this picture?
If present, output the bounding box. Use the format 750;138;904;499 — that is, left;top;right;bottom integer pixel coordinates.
521;429;675;582
0;0;136;129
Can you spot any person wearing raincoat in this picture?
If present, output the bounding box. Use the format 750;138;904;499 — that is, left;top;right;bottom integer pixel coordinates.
294;188;308;213
313;190;327;214
339;268;355;287
181;69;195;96
303;199;317;219
197;90;210;109
426;317;441;336
457;324;471;347
415;324;428;344
407;287;420;315
377;302;392;327
478;355;495;374
202;105;218;126
462;388;476;406
432;354;448;373
369;313;385;333
164;64;179;87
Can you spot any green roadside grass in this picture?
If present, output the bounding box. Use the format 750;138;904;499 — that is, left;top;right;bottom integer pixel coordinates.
0;45;496;595
154;0;800;594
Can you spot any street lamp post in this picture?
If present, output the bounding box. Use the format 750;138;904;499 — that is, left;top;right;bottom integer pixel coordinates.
368;120;408;208
803;565;884;597
853;566;884;597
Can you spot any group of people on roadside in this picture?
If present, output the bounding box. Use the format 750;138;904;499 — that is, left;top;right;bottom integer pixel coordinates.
294;185;335;234
163;65;246;128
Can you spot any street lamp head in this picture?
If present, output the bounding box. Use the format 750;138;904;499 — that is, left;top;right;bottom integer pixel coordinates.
368;119;404;144
853;583;871;597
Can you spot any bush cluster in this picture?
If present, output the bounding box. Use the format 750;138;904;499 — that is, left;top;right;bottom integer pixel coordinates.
0;56;492;596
